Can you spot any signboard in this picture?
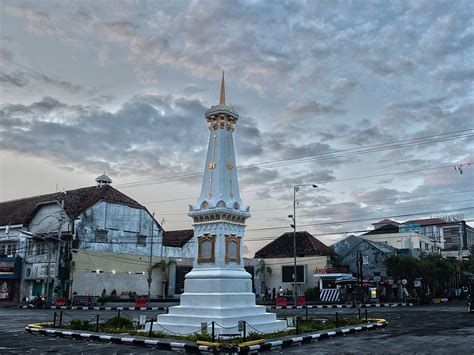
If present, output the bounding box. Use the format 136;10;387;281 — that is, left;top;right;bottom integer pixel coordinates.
414;280;421;288
373;275;381;283
400;223;421;233
313;267;329;274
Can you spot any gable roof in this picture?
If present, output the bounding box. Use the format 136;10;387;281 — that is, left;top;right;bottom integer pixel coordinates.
331;234;397;256
254;231;332;259
0;185;146;226
163;229;194;247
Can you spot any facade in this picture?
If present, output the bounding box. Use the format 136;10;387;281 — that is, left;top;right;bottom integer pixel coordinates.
154;74;286;335
363;217;474;258
330;235;397;279
0;175;200;302
254;231;332;296
363;221;438;255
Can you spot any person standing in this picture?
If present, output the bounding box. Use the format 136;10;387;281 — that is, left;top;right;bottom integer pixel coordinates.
272;287;276;301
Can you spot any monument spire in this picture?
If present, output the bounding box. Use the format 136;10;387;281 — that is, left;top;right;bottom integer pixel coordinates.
219;71;225;105
153;74;285;336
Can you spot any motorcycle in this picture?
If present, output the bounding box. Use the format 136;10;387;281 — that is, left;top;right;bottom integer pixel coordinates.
29;295;46;308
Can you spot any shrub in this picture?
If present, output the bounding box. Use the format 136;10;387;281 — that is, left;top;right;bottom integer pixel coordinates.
104;316;133;329
68;319;93;331
110;289;118;299
304;287;319;300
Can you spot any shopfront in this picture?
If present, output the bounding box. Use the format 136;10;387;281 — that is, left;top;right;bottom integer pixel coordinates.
0;256;22;302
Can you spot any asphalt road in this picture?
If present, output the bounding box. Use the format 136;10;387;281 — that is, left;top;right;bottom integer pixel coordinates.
0;303;472;354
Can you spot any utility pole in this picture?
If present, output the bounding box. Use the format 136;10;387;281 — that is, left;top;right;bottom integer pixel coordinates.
357;250;363;288
45;218;63;304
147;213;155;301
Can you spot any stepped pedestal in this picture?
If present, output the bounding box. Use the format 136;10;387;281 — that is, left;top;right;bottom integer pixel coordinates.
151;268;286;335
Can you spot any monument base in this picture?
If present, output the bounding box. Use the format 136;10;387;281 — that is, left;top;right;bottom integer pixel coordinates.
150;268;287;335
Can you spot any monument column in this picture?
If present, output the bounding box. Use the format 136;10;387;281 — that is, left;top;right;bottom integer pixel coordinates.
153;73;286;335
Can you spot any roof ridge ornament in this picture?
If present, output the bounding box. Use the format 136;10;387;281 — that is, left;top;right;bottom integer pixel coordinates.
219;71;225;105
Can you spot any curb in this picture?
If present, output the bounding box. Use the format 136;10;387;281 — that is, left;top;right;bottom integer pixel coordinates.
269;303;414;310
238;321;387;353
19;306;168;311
25;321;387;353
19;302;414;311
24;326;210;352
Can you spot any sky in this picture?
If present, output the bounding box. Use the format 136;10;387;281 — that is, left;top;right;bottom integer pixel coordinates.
1;0;473;256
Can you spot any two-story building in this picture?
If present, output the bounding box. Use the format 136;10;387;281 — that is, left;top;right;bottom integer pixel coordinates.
0;175;197;302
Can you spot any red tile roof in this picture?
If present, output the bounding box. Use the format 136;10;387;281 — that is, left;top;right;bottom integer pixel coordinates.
254;231;332;258
163;229;194;247
0;185;145;226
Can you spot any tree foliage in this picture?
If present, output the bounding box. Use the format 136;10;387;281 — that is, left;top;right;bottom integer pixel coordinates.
385;253;460;297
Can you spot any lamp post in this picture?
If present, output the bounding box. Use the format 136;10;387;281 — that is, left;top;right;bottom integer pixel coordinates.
288;184;317;305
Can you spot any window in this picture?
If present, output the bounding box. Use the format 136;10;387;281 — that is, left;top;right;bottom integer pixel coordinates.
197;234;215;264
95;229;108;242
37;242;46;255
136;235;147;247
0;243;18;256
27;240;34;256
282;265;306;283
225;235;240;263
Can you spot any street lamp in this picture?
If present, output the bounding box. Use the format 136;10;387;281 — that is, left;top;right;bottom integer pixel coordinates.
288;184;317;305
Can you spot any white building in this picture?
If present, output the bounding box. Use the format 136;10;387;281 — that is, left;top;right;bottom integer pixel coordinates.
0;174;196;302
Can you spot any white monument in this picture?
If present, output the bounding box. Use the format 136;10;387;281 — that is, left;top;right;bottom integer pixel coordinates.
152;73;286;335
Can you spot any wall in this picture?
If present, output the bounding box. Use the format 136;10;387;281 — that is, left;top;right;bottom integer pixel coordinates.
71;250;165;297
75;201;164;257
332;239;395;278
257;256;329;295
363;232;436;253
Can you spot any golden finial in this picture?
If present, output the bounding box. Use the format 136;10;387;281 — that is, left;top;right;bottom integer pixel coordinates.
219;71;225;105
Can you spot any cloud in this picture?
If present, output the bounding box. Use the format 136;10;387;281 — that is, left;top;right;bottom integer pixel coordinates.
361;55;415;77
281;100;345;119
0;72;28;87
103;21;139;42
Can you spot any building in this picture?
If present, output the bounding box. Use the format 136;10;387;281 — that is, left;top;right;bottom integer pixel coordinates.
330;234;397;280
362;217;474;258
254;231;332;296
0;174;198;302
362;220;438;256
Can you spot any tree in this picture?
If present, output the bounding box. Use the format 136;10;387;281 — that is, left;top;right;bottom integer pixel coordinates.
385;254;420;281
418;254;456;297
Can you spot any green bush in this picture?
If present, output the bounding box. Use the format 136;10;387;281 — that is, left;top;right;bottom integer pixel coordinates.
104;316;133;329
68;319;93;331
304;287;319;300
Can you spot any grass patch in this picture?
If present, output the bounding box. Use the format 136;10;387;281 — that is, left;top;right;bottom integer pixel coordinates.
60;315;367;343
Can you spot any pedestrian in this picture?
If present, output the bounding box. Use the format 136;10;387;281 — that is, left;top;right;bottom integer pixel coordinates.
272;287;276;301
279;286;283;296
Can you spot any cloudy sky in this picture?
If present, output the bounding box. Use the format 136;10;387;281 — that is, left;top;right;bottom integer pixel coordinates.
1;0;473;255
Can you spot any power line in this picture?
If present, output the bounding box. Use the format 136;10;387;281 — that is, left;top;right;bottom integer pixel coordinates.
245;206;474;232
116;129;474;189
157;197;474;223
141;163;472;206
